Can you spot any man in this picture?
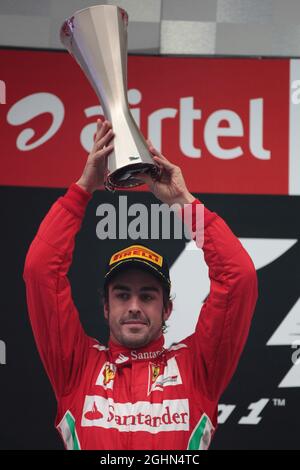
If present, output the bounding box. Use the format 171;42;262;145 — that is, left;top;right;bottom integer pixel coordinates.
23;119;258;450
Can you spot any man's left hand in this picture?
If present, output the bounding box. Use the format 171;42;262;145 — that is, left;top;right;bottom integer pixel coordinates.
136;141;196;207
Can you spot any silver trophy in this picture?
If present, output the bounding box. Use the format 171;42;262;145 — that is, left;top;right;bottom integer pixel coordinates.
60;4;158;190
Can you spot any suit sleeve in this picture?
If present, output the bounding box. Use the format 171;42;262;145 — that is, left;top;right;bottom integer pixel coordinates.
183;200;258;401
23;184;96;399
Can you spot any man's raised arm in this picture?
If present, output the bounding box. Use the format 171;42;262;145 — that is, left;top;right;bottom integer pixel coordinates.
137;142;258;402
23;120;115;399
185;199;257;401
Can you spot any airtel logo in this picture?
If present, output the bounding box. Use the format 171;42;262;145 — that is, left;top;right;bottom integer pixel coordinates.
129;90;271;161
5;90;270;161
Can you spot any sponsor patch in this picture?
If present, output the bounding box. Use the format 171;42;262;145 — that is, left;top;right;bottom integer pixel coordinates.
81;397;189;433
96;362;116;389
188;414;215;450
115;353;130;364
109;245;163;267
131;349;163;361
147;357;183;395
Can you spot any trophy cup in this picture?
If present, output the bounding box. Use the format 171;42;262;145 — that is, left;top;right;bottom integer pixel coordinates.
60;4;158;190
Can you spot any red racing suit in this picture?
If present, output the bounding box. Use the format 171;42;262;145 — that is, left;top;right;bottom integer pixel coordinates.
23;184;258;450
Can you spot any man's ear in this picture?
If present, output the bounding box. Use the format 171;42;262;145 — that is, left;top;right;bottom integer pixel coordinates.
104;302;109;320
163;300;173;322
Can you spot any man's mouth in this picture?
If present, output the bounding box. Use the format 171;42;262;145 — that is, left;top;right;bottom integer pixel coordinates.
121;320;148;326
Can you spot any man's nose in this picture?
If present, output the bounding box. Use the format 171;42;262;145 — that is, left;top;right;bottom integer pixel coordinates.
128;296;141;314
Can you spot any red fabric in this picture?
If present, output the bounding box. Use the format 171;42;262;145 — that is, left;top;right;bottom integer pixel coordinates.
23;186;258;450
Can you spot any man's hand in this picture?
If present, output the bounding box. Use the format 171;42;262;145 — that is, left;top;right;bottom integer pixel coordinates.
137;141;196;207
76;119;115;194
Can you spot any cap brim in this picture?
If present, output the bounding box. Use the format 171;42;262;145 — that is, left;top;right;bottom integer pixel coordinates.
104;258;170;292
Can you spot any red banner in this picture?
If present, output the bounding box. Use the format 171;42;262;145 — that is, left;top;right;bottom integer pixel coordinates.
0;49;296;194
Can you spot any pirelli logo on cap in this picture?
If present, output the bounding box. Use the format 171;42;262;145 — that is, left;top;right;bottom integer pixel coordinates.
109;245;163;267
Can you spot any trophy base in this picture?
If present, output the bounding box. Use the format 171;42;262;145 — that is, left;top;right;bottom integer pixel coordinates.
104;163;159;191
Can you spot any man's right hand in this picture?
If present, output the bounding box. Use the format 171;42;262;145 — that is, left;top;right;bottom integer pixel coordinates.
76;119;115;194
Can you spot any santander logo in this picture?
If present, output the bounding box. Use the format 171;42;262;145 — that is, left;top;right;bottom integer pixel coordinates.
81;396;189;433
115;353;129;364
84;402;103;420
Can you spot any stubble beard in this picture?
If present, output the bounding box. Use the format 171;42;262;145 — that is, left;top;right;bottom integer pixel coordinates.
107;309;165;349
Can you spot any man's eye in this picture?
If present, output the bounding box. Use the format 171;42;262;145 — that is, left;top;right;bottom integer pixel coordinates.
117;293;129;300
141;294;153;301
